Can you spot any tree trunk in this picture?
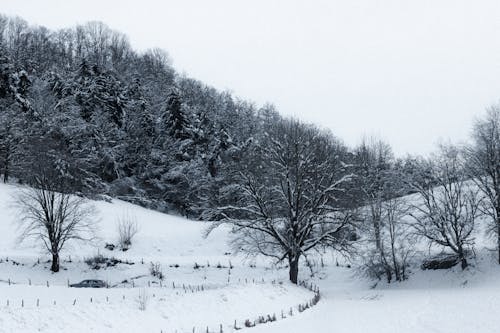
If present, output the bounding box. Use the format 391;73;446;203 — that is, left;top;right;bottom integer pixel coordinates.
372;203;382;252
460;257;468;270
391;249;400;282
2;148;9;183
3;164;8;183
288;255;300;284
497;207;500;265
51;252;60;273
385;267;392;283
458;247;467;270
374;221;382;251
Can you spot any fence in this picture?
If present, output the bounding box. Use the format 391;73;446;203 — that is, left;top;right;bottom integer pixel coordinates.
1;257;322;332
158;280;321;333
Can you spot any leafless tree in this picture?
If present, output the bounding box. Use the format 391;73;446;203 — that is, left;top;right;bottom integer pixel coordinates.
117;213;139;251
359;195;415;283
355;138;394;248
16;174;97;272
210;119;354;284
382;197;414;281
466;106;500;263
410;145;481;269
354;137;396;280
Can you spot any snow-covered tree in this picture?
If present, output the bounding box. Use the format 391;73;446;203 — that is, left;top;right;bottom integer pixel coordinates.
354;138;394;249
211;119;353;283
354;137;409;282
360;195;415;282
466;106;500;264
0;50;31;182
410;145;481;269
164;88;191;141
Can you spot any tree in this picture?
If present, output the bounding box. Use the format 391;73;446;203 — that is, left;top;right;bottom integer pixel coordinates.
122;76;154;177
0;107;16;182
354;137;400;282
16;170;96;272
164;88;191;141
211;119;353;283
0;50;32;183
466;106;500;263
363;196;414;282
410;145;481;269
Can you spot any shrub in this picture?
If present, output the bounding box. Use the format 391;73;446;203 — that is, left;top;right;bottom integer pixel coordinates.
84;254;134;270
149;262;164;280
104;243;116;251
117;213;139;251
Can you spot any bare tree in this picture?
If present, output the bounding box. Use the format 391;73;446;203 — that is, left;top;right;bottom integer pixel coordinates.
410;145;481;269
16;174;96;272
359;195;415;283
354;137;396;280
355;138;394;246
211;119;353;284
382;197;414;281
117;212;139;251
466;106;500;263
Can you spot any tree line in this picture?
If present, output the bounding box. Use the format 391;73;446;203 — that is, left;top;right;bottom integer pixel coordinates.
0;15;499;283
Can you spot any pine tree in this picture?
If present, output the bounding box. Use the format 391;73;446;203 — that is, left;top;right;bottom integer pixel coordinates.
164;89;191;141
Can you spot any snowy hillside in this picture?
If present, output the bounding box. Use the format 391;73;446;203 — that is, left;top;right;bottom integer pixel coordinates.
0;182;317;332
1;182;500;333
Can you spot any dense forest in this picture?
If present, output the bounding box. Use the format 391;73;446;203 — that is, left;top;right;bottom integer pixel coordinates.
0;15;425;215
0;15;279;215
1;15;499;283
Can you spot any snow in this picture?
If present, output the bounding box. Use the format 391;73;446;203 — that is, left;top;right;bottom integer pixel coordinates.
0;282;312;333
252;256;500;333
1;182;500;332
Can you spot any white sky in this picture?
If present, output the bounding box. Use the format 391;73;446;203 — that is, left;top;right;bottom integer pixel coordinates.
2;0;500;156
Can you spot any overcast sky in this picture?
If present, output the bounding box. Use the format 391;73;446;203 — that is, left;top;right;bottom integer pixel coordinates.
2;0;500;156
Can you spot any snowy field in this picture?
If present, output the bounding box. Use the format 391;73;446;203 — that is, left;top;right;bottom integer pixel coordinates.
1;182;500;333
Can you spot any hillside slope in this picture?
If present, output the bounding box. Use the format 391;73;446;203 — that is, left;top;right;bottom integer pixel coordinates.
1;182;500;333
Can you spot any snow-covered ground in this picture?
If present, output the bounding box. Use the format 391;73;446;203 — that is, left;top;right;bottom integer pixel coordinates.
251;255;500;333
0;182;499;333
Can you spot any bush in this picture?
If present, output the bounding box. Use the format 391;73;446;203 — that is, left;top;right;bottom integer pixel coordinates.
85;254;134;270
117;213;139;251
149;262;164;280
104;243;116;251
